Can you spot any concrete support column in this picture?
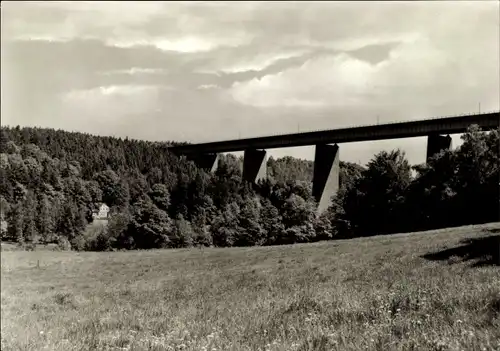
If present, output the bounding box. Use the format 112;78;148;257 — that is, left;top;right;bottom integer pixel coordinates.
426;134;452;160
313;143;340;215
243;149;267;183
186;153;219;173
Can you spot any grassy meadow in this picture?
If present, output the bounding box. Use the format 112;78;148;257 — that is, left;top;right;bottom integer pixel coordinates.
1;223;500;351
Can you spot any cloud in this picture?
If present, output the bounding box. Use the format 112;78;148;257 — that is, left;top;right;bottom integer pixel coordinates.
229;52;382;108
106;34;252;54
228;31;496;112
63;85;161;99
99;68;167;75
1;1;167;42
2;1;255;54
197;84;220;90
206;49;310;74
60;85;165;125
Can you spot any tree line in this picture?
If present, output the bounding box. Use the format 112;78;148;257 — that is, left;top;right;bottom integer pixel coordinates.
0;125;498;251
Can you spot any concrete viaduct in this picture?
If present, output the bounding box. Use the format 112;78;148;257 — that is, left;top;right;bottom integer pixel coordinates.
169;112;500;214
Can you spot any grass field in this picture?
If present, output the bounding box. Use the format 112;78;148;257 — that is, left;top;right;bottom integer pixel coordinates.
1;223;499;351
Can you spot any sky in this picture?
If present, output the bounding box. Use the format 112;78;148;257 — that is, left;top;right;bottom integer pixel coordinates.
1;1;499;166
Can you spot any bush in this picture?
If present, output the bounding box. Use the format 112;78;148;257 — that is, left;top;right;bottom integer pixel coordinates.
88;228;116;251
55;237;72;251
107;212;132;249
24;242;36;251
71;224;113;251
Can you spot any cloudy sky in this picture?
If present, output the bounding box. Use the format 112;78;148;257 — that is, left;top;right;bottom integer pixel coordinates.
2;1;499;165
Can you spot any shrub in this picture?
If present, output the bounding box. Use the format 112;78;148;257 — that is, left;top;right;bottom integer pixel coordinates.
71;223;113;251
55;237;72;251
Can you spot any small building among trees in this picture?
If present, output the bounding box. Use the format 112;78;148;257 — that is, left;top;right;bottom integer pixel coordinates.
92;203;110;220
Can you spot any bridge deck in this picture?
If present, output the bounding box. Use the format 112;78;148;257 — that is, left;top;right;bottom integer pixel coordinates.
169;111;500;155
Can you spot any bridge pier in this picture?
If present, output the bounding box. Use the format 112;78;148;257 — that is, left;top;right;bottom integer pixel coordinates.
243;149;267;183
426;134;452;160
313;143;340;215
186;153;219;173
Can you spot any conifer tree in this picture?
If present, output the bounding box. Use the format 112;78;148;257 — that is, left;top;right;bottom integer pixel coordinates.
23;192;39;243
7;202;24;243
37;193;55;242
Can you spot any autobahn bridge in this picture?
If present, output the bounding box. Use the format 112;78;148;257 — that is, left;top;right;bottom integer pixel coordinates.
169;111;500;214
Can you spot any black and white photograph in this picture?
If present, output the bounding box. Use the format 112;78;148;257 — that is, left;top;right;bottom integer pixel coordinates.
1;1;499;350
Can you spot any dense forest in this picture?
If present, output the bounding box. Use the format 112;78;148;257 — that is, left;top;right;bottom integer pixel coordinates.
0;124;498;251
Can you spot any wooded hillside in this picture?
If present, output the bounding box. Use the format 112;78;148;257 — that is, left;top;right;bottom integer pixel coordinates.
1;125;498;250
